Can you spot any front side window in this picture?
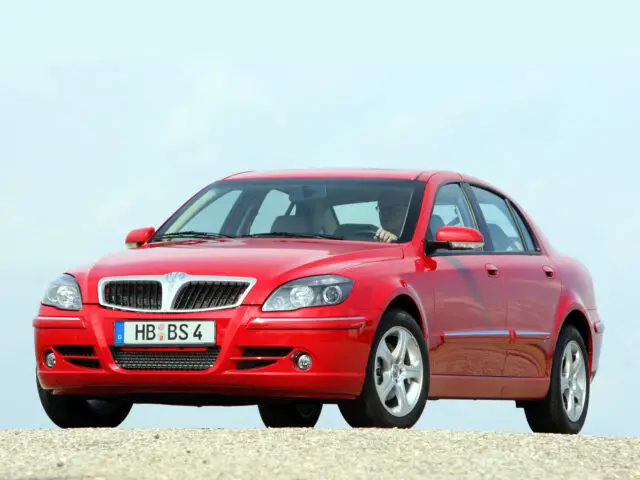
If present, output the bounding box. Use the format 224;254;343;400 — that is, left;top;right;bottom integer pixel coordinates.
427;183;477;241
152;178;425;243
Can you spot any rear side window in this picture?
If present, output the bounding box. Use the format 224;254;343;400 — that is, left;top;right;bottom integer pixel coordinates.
470;186;525;253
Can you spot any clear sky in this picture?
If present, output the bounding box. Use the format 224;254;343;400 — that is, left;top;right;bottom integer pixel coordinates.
1;1;637;435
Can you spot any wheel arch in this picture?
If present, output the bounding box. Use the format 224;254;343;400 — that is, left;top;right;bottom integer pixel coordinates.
378;286;429;341
555;306;593;374
385;294;423;329
367;276;431;367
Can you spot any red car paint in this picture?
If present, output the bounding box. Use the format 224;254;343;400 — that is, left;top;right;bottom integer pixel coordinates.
34;169;603;408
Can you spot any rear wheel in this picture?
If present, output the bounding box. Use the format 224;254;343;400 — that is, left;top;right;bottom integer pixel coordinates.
338;309;429;428
521;324;590;434
258;401;323;428
37;376;132;429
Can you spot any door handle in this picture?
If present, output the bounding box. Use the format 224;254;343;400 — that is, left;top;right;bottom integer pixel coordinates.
542;265;555;278
485;263;500;277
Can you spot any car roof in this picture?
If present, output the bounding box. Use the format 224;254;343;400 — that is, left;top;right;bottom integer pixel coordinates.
222;168;438;181
220;168;507;197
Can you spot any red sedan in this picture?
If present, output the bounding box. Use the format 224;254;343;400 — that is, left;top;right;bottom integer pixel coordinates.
34;169;603;433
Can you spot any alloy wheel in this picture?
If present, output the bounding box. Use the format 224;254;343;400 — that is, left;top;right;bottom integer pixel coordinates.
560;340;588;422
373;325;424;417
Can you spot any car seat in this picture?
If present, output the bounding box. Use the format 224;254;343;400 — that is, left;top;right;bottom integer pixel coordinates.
270;215;309;234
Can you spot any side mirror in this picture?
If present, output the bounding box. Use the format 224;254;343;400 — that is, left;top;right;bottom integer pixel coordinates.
428;226;484;252
125;227;155;249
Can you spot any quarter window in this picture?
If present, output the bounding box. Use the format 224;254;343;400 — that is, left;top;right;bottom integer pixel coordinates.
509;202;538;252
470;186;525;252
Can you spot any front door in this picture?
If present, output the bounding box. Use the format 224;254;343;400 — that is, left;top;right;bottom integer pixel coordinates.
426;182;509;377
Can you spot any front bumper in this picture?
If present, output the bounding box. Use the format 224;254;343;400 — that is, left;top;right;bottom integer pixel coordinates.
34;304;374;401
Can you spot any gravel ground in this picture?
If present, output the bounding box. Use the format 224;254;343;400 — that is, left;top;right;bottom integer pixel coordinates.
0;428;638;479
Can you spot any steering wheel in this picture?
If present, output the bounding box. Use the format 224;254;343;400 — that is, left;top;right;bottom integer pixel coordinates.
346;224;380;241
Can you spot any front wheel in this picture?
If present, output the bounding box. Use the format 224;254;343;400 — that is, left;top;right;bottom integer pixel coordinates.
37;376;132;428
338;309;429;428
258;401;323;428
521;324;590;434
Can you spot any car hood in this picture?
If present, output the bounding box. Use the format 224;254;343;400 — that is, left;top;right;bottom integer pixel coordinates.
79;238;403;304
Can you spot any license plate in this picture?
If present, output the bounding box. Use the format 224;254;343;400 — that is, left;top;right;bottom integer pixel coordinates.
114;320;215;346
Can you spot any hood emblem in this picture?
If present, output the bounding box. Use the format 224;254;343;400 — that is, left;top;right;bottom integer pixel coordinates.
165;272;188;284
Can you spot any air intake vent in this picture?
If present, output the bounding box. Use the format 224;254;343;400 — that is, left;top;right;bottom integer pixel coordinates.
110;347;221;371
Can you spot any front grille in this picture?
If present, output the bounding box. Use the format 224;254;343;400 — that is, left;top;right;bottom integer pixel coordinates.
172;281;250;310
103;280;162;310
110;347;221;371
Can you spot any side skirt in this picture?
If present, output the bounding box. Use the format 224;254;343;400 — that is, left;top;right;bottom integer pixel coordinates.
428;374;550;401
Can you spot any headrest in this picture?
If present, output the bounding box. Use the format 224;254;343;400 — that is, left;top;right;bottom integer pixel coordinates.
487;223;509;250
428;214;445;238
270;215;308;234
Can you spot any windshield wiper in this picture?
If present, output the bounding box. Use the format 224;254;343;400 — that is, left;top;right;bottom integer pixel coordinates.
243;232;344;240
151;231;235;241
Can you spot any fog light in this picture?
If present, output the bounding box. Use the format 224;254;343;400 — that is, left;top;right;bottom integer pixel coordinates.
294;352;312;371
44;351;56;368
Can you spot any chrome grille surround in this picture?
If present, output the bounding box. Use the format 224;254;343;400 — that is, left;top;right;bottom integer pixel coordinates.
97;273;257;313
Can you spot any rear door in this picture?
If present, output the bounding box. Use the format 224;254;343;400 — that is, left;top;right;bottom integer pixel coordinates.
465;184;562;378
426;181;509;377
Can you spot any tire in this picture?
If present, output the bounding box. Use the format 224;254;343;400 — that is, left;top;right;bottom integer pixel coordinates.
37;375;132;429
338;309;429;428
258;401;323;428
522;324;590;434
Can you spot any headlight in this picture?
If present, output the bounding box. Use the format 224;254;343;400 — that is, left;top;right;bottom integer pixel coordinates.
262;275;354;312
42;274;83;311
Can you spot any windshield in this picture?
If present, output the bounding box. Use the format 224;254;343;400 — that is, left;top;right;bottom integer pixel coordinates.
151;178;426;243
